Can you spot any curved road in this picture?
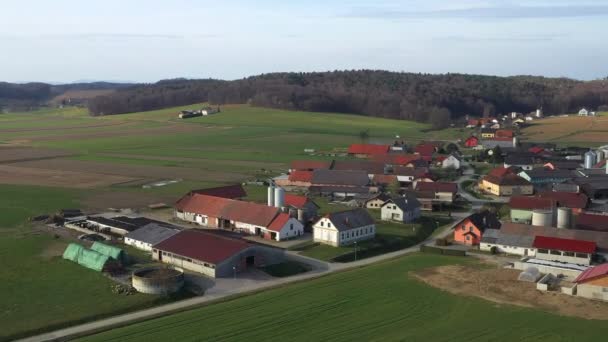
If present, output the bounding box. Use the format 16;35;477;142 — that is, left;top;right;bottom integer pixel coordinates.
21;167;487;342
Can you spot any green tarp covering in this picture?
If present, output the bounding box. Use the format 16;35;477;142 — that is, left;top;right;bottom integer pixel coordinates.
62;243;110;272
90;242;124;261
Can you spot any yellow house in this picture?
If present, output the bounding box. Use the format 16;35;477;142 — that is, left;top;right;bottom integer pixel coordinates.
479;169;533;196
481;128;496;138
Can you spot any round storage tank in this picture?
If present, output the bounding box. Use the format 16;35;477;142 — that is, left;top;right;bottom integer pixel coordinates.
267;186;275;207
597;150;605;164
584;151;596;169
132;267;184;295
532;209;553;227
274;187;285;208
556;207;573;229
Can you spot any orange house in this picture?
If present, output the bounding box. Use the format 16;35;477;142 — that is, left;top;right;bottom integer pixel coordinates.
453;211;500;245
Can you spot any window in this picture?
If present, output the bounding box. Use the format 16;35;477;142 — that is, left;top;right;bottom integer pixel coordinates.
537;249;548;254
461;224;465;230
341;233;345;239
550;250;561;255
563;252;575;257
328;222;332;227
321;222;324;227
466;235;471;241
576;253;589;258
290;224;293;230
469;226;473;232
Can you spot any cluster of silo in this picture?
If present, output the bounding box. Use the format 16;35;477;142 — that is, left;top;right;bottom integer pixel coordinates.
267;184;305;223
584;149;608;170
267;184;285;208
531;206;573;229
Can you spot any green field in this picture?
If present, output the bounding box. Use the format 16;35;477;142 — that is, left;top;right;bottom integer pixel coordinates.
78;253;608;342
297;217;451;262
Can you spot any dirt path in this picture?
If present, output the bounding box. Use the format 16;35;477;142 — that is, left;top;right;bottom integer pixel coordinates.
412;264;608;321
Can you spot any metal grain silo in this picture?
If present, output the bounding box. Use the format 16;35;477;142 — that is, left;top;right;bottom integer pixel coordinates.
274;187;285;208
584;151;596;169
267;185;275;207
532;209;553;227
556;207;572;229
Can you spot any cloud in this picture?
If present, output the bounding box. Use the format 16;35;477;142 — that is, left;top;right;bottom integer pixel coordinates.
342;4;608;20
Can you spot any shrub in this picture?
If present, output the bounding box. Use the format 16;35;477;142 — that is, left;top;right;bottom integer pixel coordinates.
490;246;497;255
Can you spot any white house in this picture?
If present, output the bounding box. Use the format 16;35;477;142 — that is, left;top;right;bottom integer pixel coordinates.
265;213;304;241
380;196;421;223
441;155;461;170
313;208;375;247
578;108;589;116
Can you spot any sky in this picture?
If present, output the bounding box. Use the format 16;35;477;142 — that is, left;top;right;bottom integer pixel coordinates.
0;0;607;83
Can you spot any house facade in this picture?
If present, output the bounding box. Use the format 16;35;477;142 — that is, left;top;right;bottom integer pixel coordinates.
265;213;304;241
479;168;534;196
441;155;461;169
313;209;375;247
453;211;501;246
380;196;421;223
574;264;608;301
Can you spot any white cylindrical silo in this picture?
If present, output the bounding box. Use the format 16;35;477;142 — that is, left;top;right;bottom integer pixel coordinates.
556;207;573;229
297;209;305;223
532;209;553;227
584;151;596;169
267;185;275;207
274;187;285;208
596;150;605;164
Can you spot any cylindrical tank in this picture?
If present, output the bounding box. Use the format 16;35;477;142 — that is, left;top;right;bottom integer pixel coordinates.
132;267;184;295
297;209;305;222
532;209;553;227
274;187;285;208
556;207;573;229
267;186;274;207
512;137;519;147
584;151;596;169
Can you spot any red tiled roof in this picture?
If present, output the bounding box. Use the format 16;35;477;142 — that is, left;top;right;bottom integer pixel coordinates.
288;170;313;183
574;263;608;283
290;160;332;171
414;144;436;156
528;146;544;154
509;196;555;210
374;154;420;165
488;167;513;178
153;230;250;264
537;191;588;209
267;213;291;232
175;194;279;227
348;144;390;155
284;194;308;208
532;235;596;254
192;184;246;199
496;129;514;138
576;213;608;232
468;119;480;126
415;182;457;193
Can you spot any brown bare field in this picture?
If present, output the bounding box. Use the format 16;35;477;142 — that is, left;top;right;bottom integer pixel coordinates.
0;147;75;163
412;264;608;320
12;158;249;182
522;116;608;143
0;164;136;188
98;153;286;168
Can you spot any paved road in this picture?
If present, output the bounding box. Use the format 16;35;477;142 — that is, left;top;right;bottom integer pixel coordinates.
457;161;508;209
19;215;465;342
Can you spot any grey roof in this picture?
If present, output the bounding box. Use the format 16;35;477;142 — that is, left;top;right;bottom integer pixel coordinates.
311;169;369;187
482;140;514;148
521;169;574;179
493;222;608;253
480;229;500;244
331;160;385;174
384;195;421;212
125;223;181;245
504;155;535;166
325;208;375;231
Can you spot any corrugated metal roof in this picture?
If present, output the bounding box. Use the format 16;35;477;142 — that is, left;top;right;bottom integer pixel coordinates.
532;235;596;253
125;224;181;246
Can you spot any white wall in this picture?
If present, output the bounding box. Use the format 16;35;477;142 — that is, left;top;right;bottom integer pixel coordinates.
124;237;153;252
337;224;375;246
313;218;339;246
274;218;304;241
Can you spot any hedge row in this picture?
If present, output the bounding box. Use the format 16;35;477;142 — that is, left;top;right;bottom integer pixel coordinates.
419;245;466;257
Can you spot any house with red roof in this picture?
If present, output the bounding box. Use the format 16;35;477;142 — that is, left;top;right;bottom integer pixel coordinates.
373;154;421;166
532;235;595;265
479;167;533;196
284;193;319;223
453;210;501;246
347;144;390;158
464;136;479;148
509;196;556;224
286;170;313;187
152;230;279;278
174;192;303;241
495;129;514;138
574;263;608;301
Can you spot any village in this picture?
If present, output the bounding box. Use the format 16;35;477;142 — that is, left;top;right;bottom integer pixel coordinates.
32;105;608;310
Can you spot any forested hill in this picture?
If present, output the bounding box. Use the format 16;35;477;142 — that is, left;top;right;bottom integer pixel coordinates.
0;81;133;111
87;71;608;127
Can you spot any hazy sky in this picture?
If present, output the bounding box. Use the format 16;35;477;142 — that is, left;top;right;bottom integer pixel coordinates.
1;0;607;83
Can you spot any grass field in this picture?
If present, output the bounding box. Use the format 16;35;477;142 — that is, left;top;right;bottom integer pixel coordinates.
79;253;608;342
522;115;608;146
